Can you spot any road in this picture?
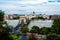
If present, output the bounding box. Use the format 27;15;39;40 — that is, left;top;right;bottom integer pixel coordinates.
21;33;27;40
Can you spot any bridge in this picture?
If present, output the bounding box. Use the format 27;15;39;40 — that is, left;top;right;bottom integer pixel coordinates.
13;22;24;34
13;18;30;34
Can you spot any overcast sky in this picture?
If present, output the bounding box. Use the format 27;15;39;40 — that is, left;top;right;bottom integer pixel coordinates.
0;0;60;15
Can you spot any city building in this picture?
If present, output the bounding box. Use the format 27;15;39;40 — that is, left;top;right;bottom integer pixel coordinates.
50;15;60;20
42;14;49;19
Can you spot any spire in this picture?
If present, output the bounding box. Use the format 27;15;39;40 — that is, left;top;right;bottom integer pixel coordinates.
33;11;35;14
32;11;35;16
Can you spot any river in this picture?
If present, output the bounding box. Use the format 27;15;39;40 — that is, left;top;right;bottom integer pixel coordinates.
28;20;53;29
6;20;53;29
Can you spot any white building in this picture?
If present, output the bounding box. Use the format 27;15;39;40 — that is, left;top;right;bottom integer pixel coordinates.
4;15;9;20
42;14;49;19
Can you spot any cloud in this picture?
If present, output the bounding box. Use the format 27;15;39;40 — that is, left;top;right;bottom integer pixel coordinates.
0;0;60;15
17;0;47;4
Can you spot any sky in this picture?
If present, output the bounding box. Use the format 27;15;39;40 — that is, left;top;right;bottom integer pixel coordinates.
0;0;60;15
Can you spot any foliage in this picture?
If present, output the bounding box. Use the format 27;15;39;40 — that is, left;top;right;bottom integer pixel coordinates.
52;18;60;34
0;10;4;32
10;34;21;40
46;33;60;40
38;16;44;19
3;21;13;32
30;26;51;34
32;16;45;20
0;10;13;40
30;26;52;35
31;26;39;30
0;32;13;40
30;26;40;33
30;29;38;33
39;27;51;35
3;25;13;32
21;27;29;33
0;10;4;22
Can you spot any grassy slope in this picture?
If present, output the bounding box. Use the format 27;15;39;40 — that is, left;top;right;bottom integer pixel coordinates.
10;34;22;40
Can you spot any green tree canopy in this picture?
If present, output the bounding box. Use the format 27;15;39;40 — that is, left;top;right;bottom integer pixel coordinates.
40;27;49;35
0;10;4;32
0;10;13;40
21;27;29;33
46;33;60;40
30;26;40;33
0;10;4;22
52;18;60;34
32;26;39;30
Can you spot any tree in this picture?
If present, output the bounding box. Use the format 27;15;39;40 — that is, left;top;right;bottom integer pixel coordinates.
52;18;60;34
21;27;29;33
0;10;13;40
30;26;40;33
30;29;38;33
3;21;13;32
40;27;50;35
34;27;52;34
38;16;44;19
4;25;13;32
32;26;39;30
46;33;60;40
0;10;4;22
0;10;4;32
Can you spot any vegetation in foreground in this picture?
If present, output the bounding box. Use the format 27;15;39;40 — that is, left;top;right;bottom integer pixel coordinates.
0;10;21;40
10;34;21;40
46;33;60;40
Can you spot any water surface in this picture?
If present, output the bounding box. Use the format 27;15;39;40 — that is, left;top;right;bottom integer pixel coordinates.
6;20;19;27
28;20;53;29
6;20;53;29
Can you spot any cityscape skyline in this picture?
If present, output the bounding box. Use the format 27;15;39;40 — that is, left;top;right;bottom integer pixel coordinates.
0;0;60;15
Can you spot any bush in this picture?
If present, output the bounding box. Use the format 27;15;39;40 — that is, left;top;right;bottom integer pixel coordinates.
21;27;29;33
46;33;60;40
30;26;39;33
10;34;21;40
51;18;60;34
